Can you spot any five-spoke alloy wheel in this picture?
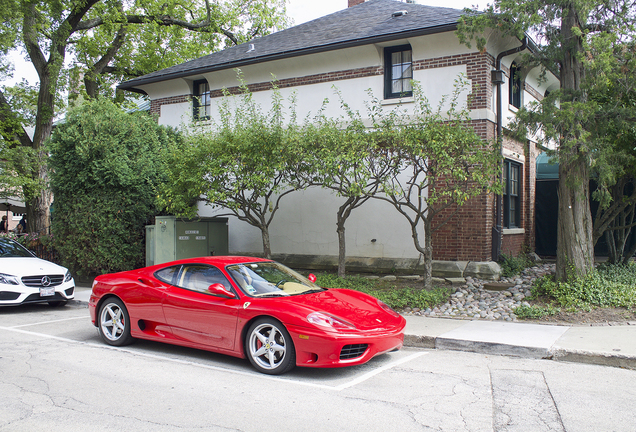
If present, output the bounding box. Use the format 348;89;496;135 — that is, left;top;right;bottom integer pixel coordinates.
98;297;134;346
245;318;295;375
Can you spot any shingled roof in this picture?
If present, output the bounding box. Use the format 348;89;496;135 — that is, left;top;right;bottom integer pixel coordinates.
119;0;466;91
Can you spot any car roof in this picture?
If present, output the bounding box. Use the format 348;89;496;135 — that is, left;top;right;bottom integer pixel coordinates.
150;256;272;269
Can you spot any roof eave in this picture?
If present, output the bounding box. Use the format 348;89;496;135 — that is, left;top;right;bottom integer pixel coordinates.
118;22;459;92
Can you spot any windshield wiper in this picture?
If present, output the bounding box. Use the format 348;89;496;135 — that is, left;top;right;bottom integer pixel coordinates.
301;289;325;294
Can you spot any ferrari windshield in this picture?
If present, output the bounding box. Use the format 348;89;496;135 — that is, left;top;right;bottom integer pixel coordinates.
226;262;323;297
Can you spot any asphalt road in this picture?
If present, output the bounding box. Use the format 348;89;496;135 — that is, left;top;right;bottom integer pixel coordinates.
1;301;635;432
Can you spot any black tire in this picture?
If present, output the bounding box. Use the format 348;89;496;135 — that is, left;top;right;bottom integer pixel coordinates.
245;318;295;375
97;297;134;346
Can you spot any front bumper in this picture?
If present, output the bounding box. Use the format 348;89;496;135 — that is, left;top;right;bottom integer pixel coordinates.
0;283;75;306
286;323;405;368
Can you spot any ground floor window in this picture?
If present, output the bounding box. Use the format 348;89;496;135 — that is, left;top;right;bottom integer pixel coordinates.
503;160;521;228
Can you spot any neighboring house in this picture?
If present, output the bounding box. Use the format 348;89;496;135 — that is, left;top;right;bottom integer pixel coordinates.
119;0;559;276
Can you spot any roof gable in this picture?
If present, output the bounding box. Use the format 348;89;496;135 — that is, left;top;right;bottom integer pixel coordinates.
119;0;465;91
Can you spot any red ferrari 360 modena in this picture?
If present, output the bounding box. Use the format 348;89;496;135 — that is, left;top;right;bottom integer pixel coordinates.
89;256;406;374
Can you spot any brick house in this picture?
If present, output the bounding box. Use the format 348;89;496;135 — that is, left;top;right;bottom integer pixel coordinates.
119;0;558;275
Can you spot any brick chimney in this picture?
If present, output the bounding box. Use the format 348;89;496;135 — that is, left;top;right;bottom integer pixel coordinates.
348;0;365;7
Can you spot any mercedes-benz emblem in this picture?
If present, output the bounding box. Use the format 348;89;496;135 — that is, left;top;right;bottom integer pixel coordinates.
41;276;51;287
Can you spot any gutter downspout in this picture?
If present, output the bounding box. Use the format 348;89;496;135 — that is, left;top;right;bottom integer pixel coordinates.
491;36;528;261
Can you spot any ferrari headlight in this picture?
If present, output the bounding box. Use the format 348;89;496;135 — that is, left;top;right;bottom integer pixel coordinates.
64;271;73;283
307;312;356;330
0;273;20;285
377;299;400;317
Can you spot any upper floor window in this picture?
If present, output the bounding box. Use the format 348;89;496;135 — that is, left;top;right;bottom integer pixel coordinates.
509;62;522;109
193;79;211;120
503;160;521;228
384;45;413;99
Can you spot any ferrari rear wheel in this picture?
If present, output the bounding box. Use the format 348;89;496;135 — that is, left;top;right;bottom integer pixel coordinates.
98;297;134;346
245;318;295;375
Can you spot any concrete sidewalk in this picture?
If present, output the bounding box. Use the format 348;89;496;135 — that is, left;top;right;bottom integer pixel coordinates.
73;286;636;370
404;314;636;370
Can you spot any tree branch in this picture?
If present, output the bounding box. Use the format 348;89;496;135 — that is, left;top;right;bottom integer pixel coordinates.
76;14;239;45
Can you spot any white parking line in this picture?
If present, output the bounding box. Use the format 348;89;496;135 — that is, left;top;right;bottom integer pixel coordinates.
333;352;427;391
0;325;427;391
9;315;89;328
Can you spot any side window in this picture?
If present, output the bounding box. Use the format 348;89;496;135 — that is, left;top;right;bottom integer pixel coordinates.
503;160;522;228
193;79;211;120
509;62;522;109
384;44;413;99
155;266;181;285
178;265;233;295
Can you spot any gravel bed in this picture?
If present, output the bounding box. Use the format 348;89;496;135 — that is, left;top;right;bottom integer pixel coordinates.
401;263;556;322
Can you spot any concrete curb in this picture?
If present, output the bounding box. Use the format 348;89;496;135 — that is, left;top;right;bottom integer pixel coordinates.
403;332;636;370
550;347;636;370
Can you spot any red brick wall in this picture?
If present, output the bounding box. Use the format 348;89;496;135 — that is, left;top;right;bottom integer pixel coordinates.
432;191;495;261
431;119;497;261
502;233;525;255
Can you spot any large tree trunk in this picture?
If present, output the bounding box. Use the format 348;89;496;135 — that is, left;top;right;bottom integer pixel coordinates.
555;5;594;282
27;76;56;233
555;156;594;280
23;3;64;235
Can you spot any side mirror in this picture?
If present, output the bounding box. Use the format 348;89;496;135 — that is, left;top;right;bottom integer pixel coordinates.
307;273;317;283
208;283;236;298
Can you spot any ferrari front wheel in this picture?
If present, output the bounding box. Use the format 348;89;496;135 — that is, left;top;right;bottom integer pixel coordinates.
245;318;295;375
98;297;134;346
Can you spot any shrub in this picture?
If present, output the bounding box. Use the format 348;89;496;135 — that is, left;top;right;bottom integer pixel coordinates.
532;263;636;308
48;99;183;276
498;252;533;277
514;304;560;319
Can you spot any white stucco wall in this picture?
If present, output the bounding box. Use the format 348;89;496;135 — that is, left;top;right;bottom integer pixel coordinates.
197;186;420;259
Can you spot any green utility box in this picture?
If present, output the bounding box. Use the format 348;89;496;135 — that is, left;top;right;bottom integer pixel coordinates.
145;216;229;266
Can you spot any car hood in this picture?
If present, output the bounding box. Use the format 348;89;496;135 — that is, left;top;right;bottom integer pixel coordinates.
284;288;405;331
0;257;68;276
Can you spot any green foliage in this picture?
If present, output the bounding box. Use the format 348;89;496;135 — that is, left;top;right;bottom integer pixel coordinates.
48;98;181;275
316;273;451;311
498;252;533;278
73;0;289;98
514;304;560;319
531;264;636;308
